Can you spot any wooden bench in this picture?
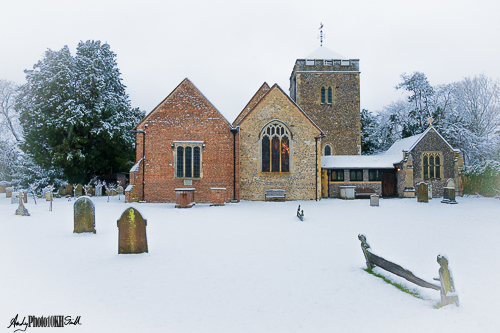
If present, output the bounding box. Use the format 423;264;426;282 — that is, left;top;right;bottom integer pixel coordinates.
355;187;377;199
265;189;286;201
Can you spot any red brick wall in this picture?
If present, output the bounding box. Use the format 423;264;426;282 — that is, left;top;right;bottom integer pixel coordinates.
132;79;238;203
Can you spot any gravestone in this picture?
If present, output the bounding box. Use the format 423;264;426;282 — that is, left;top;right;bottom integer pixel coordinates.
73;197;96;233
370;194;379;207
11;192;19;204
442;178;457;204
58;186;66;196
416;182;429;203
6;187;13;198
15;192;30;216
20;191;27;203
75;184;83;197
65;184;73;196
46;191;53;201
428;184;433;200
117;207;148;254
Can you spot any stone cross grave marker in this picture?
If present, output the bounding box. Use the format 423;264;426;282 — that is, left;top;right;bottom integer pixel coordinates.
416;182;429;203
15;191;30;216
73;197;96;233
117;207;148;254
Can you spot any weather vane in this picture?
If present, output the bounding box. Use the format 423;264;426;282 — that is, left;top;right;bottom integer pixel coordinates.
318;23;325;47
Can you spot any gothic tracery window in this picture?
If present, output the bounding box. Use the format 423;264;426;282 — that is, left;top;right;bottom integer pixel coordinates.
174;142;203;178
261;122;290;173
423;152;442;180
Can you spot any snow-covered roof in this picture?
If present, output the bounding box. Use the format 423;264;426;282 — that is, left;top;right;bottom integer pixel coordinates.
383;134;421;156
321;155;400;169
305;46;345;60
130;158;143;172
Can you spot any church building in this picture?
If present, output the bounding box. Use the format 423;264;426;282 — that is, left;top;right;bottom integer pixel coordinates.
126;45;462;203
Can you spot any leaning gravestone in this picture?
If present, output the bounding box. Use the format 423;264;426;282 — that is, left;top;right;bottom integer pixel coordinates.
117;207;148;254
73;197;96;233
416;182;429;203
15;191;30;216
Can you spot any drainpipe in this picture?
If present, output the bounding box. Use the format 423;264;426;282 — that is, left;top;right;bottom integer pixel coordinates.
131;124;147;202
315;134;326;201
230;126;240;202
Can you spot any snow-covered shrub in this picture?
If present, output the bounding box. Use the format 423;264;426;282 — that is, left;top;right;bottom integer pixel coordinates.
461;160;500;196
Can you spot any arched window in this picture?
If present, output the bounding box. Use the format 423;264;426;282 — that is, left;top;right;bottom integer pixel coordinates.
423;152;442;180
321;87;325;104
324;145;332;156
328;87;333;104
261;121;291;173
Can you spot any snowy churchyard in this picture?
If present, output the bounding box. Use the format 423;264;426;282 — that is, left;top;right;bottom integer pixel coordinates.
1;195;500;332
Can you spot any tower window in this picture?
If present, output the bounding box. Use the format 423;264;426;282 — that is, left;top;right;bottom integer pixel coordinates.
324;145;332;156
306;60;315;66
328;87;333;104
324;60;333;66
341;60;350;66
321;87;325;104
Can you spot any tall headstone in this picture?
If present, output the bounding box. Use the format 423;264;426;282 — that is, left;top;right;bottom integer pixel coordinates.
15;191;30;216
416;182;429;203
73;197;96;233
117;207;148;254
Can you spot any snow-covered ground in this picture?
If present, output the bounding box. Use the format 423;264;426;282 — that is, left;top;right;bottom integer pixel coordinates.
1;194;499;332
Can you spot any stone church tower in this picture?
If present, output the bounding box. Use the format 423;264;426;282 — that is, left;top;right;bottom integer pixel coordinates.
289;46;361;156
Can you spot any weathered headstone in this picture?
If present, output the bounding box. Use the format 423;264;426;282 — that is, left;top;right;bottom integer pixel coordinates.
73;197;96;233
428;184;433;200
46;191;53;201
370;194;379;207
58;186;66;196
117;207;148;254
437;255;459;308
75;184;83;197
11;192;19;204
65;184;73;196
15;191;30;216
6;187;13;198
442;178;457;204
416;182;429;203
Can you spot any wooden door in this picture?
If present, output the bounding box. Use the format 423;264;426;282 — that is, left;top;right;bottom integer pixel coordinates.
321;169;329;198
382;172;396;197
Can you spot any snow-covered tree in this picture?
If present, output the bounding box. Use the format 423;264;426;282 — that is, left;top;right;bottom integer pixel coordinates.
360;109;380;155
16;41;145;184
0;79;22;142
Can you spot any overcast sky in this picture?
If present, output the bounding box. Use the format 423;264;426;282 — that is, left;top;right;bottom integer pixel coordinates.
2;0;499;122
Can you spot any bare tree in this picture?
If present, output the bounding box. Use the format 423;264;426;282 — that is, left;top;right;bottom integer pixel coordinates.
0;80;21;142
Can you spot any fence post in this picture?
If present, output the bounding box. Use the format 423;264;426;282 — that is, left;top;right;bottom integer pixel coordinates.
358;234;374;269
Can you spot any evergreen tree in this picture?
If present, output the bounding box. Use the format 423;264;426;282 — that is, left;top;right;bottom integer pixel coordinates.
16;41;144;184
360;109;380;155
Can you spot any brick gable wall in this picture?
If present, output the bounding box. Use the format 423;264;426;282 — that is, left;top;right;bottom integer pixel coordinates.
131;79;237;203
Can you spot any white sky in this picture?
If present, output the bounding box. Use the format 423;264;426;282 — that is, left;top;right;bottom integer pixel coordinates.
1;0;499;122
